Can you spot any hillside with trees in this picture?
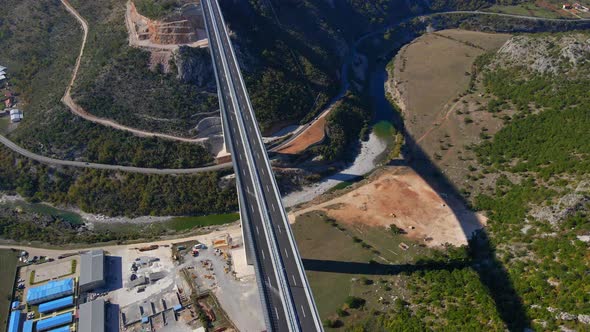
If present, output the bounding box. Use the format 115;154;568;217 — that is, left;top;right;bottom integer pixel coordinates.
350;32;590;331
0;0;213;168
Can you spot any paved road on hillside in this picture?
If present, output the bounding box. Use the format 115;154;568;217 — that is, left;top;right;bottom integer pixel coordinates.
0;134;231;174
440;10;590;22
202;0;323;330
2;4;587;175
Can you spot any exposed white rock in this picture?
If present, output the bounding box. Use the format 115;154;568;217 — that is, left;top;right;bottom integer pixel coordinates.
494;34;590;75
578;314;590;325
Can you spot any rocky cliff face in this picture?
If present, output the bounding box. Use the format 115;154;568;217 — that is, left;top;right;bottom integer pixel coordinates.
174;46;214;88
129;1;206;45
494;34;590;75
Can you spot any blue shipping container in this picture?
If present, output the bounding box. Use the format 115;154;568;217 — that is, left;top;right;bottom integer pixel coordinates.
27;278;74;305
7;310;21;332
38;296;74;313
23;320;34;332
46;326;71;332
36;312;73;331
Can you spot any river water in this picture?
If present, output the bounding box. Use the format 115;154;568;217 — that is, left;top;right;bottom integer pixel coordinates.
282;40;397;207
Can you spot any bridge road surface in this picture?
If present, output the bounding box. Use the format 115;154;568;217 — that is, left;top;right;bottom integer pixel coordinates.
202;0;323;331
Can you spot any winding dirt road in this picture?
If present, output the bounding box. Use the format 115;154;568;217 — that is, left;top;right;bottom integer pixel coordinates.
60;0;206;143
2;5;587;174
0;0;232;174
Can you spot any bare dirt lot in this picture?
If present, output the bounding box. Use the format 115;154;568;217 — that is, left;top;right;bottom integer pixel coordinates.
388;29;512;191
275;115;327;154
292;166;486;247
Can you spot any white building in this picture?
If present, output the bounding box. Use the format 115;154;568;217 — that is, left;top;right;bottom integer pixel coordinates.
9;109;22;123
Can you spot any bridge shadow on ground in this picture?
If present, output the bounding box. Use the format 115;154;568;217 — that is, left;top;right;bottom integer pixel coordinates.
301;61;530;330
303;258;469;276
397;95;530;331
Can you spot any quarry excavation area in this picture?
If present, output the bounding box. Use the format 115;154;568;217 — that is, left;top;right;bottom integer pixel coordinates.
60;0;209;144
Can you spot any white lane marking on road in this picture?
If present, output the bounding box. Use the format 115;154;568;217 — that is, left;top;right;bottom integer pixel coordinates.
275;307;280;321
301;305;306;318
277;225;281;234
266;184;270;191
238;153;242;161
256;225;260;235
292;274;297;286
242;168;246;176
284;248;289;258
261;250;265;260
271;203;276;212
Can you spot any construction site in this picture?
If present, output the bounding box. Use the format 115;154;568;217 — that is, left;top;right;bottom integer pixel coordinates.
4;224;264;332
111;232;262;332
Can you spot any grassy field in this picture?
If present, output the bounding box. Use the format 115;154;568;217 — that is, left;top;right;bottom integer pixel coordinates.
389;29;511;195
0;250;18;332
293;212;434;328
165;213;240;231
0;118;11;135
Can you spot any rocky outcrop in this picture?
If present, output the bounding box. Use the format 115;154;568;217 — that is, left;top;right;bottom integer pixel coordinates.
174;46;214;87
494;34;590;75
530;193;589;227
129;1;206;46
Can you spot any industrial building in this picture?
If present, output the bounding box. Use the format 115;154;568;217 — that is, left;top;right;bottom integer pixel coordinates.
38;296;74;314
26;278;74;305
36;312;73;331
7;310;22;332
121;292;181;328
22;320;33;332
78;299;105;332
79;250;105;292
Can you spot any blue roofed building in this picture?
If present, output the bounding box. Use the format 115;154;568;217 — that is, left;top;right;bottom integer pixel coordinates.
35;312;73;331
7;310;22;332
46;326;71;332
26;278;74;305
23;320;34;332
38;296;74;314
